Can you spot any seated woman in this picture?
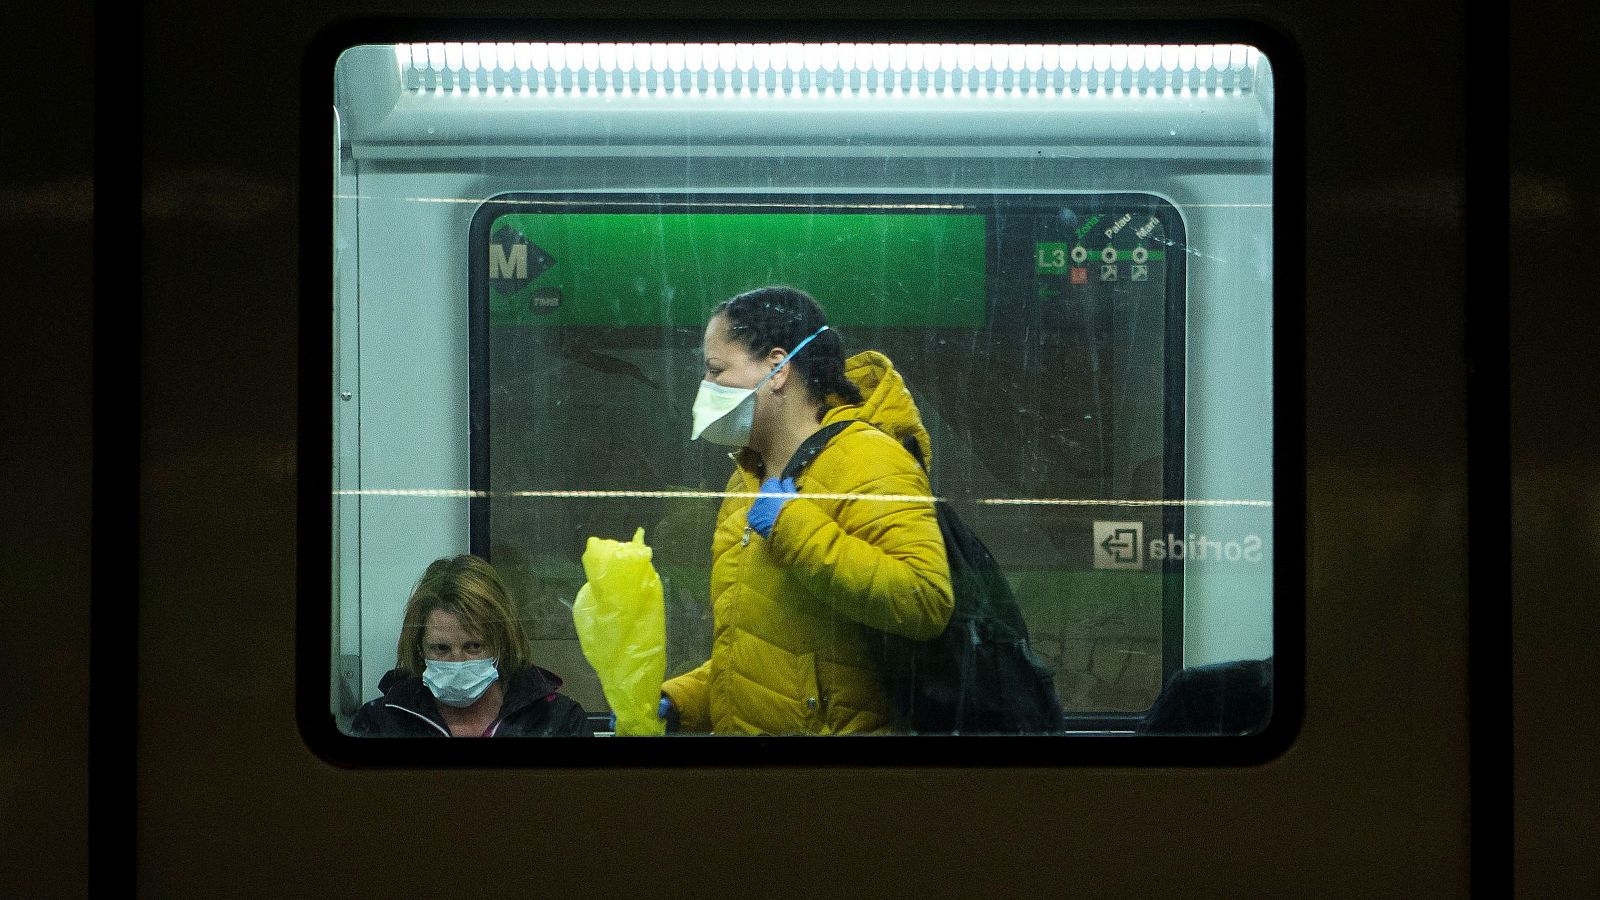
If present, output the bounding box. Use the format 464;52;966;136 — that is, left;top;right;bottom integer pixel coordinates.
352;555;594;737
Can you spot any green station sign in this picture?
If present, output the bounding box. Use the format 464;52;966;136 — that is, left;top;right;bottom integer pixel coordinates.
486;212;988;327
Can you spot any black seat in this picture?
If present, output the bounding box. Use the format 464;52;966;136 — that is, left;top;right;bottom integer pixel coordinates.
1136;657;1274;735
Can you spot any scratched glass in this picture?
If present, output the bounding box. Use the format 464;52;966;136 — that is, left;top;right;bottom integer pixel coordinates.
330;42;1276;738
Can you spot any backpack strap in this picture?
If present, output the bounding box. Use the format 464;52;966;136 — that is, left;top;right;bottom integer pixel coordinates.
783;419;933;485
898;434;927;473
780;420;855;482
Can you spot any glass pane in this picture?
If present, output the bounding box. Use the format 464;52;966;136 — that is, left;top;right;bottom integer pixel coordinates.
330;40;1276;742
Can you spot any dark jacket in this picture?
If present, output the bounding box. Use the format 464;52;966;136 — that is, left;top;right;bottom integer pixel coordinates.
351;665;595;737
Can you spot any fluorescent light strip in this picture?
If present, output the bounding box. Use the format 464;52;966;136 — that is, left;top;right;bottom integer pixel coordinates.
394;42;1260;97
332;488;1272;507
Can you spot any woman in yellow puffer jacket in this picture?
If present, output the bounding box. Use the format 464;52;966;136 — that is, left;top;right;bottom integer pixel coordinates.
662;286;954;734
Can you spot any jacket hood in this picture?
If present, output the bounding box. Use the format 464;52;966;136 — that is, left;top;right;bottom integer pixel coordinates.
821;350;933;469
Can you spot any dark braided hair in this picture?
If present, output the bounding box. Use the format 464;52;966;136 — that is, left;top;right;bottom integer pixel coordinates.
711;286;864;413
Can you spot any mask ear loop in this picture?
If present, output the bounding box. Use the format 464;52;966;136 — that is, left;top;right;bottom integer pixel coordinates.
756;325;830;394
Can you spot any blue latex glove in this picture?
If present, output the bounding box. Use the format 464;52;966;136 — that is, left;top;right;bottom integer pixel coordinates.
747;476;797;538
658;695;679;732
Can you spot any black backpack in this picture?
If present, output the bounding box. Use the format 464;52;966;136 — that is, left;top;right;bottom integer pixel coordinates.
783;421;1067;734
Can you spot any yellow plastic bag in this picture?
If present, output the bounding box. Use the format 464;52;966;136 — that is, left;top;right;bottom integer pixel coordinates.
572;527;667;736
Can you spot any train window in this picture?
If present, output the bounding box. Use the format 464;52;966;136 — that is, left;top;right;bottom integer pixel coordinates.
314;31;1291;763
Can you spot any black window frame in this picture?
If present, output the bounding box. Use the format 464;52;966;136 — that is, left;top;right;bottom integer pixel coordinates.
298;17;1304;768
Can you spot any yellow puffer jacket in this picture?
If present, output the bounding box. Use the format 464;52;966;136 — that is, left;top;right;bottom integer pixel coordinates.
662;351;954;734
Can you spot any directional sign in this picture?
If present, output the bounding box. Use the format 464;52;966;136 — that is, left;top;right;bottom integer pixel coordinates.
1093;520;1144;570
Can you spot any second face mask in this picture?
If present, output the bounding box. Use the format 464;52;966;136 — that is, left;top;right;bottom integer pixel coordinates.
422;657;500;708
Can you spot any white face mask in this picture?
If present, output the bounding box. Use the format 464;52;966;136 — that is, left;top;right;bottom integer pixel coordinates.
422;657;500;708
691;379;761;446
691;325;829;446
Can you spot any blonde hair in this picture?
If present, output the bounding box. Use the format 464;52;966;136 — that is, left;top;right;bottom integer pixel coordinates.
394;555;533;678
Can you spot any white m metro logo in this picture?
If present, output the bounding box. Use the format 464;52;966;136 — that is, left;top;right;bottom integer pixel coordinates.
489;243;527;279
